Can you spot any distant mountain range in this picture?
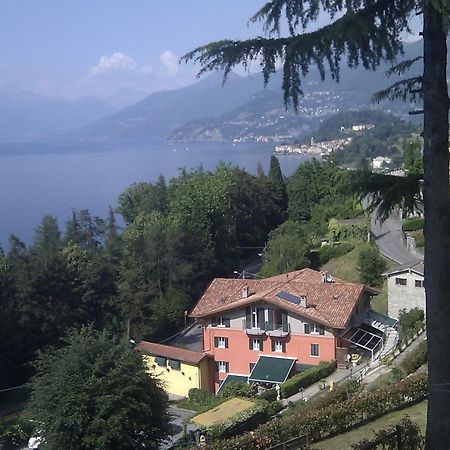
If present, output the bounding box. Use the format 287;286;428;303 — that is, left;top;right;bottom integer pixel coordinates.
0;39;426;145
0;85;116;143
69;39;423;144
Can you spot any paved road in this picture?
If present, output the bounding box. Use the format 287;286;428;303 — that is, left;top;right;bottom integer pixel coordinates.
371;209;421;266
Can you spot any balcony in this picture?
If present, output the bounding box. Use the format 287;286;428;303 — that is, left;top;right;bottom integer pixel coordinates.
265;322;290;337
243;320;290;337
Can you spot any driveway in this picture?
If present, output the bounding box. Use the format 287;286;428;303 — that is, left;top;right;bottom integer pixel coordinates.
371;208;421;265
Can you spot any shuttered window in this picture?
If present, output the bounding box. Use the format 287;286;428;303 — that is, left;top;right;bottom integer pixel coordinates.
155;356;166;367
271;339;285;353
214;337;229;348
217;361;229;373
168;359;181;370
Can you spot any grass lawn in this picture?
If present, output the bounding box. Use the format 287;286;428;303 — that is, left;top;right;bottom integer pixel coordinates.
191;398;255;427
322;248;360;283
311;401;427;450
323;247;398;315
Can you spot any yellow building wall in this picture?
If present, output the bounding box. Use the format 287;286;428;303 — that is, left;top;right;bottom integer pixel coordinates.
143;355;210;397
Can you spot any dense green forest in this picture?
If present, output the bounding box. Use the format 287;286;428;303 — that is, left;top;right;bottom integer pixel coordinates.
0;156;363;390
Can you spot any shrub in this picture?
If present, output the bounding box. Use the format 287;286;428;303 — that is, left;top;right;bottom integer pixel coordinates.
351;415;424;450
259;388;277;402
411;229;424;247
399;308;425;340
280;361;336;398
220;382;255;399
357;243;387;287
317;242;354;265
402;217;424;232
399;340;427;375
178;388;224;413
0;419;34;450
206;399;282;440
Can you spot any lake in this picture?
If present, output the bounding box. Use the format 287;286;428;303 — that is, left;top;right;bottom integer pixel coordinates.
0;140;311;247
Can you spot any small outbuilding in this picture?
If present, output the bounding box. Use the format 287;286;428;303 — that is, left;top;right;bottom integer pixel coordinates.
384;261;425;319
138;341;214;397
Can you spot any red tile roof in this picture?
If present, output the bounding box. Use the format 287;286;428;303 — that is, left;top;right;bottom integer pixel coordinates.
137;341;209;365
189;268;371;329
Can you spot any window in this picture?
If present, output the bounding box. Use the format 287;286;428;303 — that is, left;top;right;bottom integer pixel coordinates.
155;356;166;367
311;344;320;357
250;338;263;351
212;317;231;327
214;337;228;348
246;307;265;329
395;278;407;286
249;362;255;372
217;361;229;373
168;359;181;370
415;280;424;288
304;323;325;335
272;339;285;353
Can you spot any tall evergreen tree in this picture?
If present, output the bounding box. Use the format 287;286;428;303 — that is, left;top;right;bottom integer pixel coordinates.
183;2;450;446
30;215;61;262
104;206;123;266
268;155;288;214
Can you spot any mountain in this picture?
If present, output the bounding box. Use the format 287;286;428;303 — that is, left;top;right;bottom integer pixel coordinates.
69;72;272;142
103;88;149;110
0;85;115;143
65;38;425;144
169;40;424;143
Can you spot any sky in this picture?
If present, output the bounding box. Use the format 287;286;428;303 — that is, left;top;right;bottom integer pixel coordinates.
0;1;271;101
0;1;422;103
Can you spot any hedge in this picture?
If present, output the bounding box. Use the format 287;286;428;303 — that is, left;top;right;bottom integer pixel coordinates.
399;340;427;376
402;217;424;232
205;372;428;450
280;361;336;398
206;399;283;440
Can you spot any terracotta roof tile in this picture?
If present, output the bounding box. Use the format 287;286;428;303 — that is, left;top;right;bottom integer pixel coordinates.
189;268;370;329
137;341;209;365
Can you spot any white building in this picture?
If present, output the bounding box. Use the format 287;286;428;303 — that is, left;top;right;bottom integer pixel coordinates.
384;261;425;319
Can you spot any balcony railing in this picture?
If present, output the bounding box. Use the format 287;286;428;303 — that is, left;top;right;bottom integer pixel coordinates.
243;320;290;336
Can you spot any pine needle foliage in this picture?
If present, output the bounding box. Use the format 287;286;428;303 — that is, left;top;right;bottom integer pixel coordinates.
182;0;418;109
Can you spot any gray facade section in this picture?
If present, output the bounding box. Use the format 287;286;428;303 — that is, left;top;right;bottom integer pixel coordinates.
387;271;425;319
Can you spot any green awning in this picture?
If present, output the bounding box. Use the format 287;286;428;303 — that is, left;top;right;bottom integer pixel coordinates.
249;356;296;384
217;374;249;394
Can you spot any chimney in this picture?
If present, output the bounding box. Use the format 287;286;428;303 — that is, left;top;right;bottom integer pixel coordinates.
241;285;249;298
299;295;307;308
322;271;333;283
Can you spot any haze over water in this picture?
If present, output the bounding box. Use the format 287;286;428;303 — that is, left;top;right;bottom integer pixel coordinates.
0;141;310;248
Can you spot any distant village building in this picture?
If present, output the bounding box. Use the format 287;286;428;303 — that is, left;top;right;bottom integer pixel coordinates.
352;124;375;131
372;156;392;170
384;261;425;319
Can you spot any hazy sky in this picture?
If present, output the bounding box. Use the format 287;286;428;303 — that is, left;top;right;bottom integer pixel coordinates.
0;1;422;101
0;1;272;100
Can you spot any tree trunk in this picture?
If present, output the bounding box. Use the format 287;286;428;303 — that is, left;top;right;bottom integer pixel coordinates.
423;2;450;449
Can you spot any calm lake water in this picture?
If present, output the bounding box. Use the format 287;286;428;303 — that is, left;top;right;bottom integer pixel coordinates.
0;140;311;247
